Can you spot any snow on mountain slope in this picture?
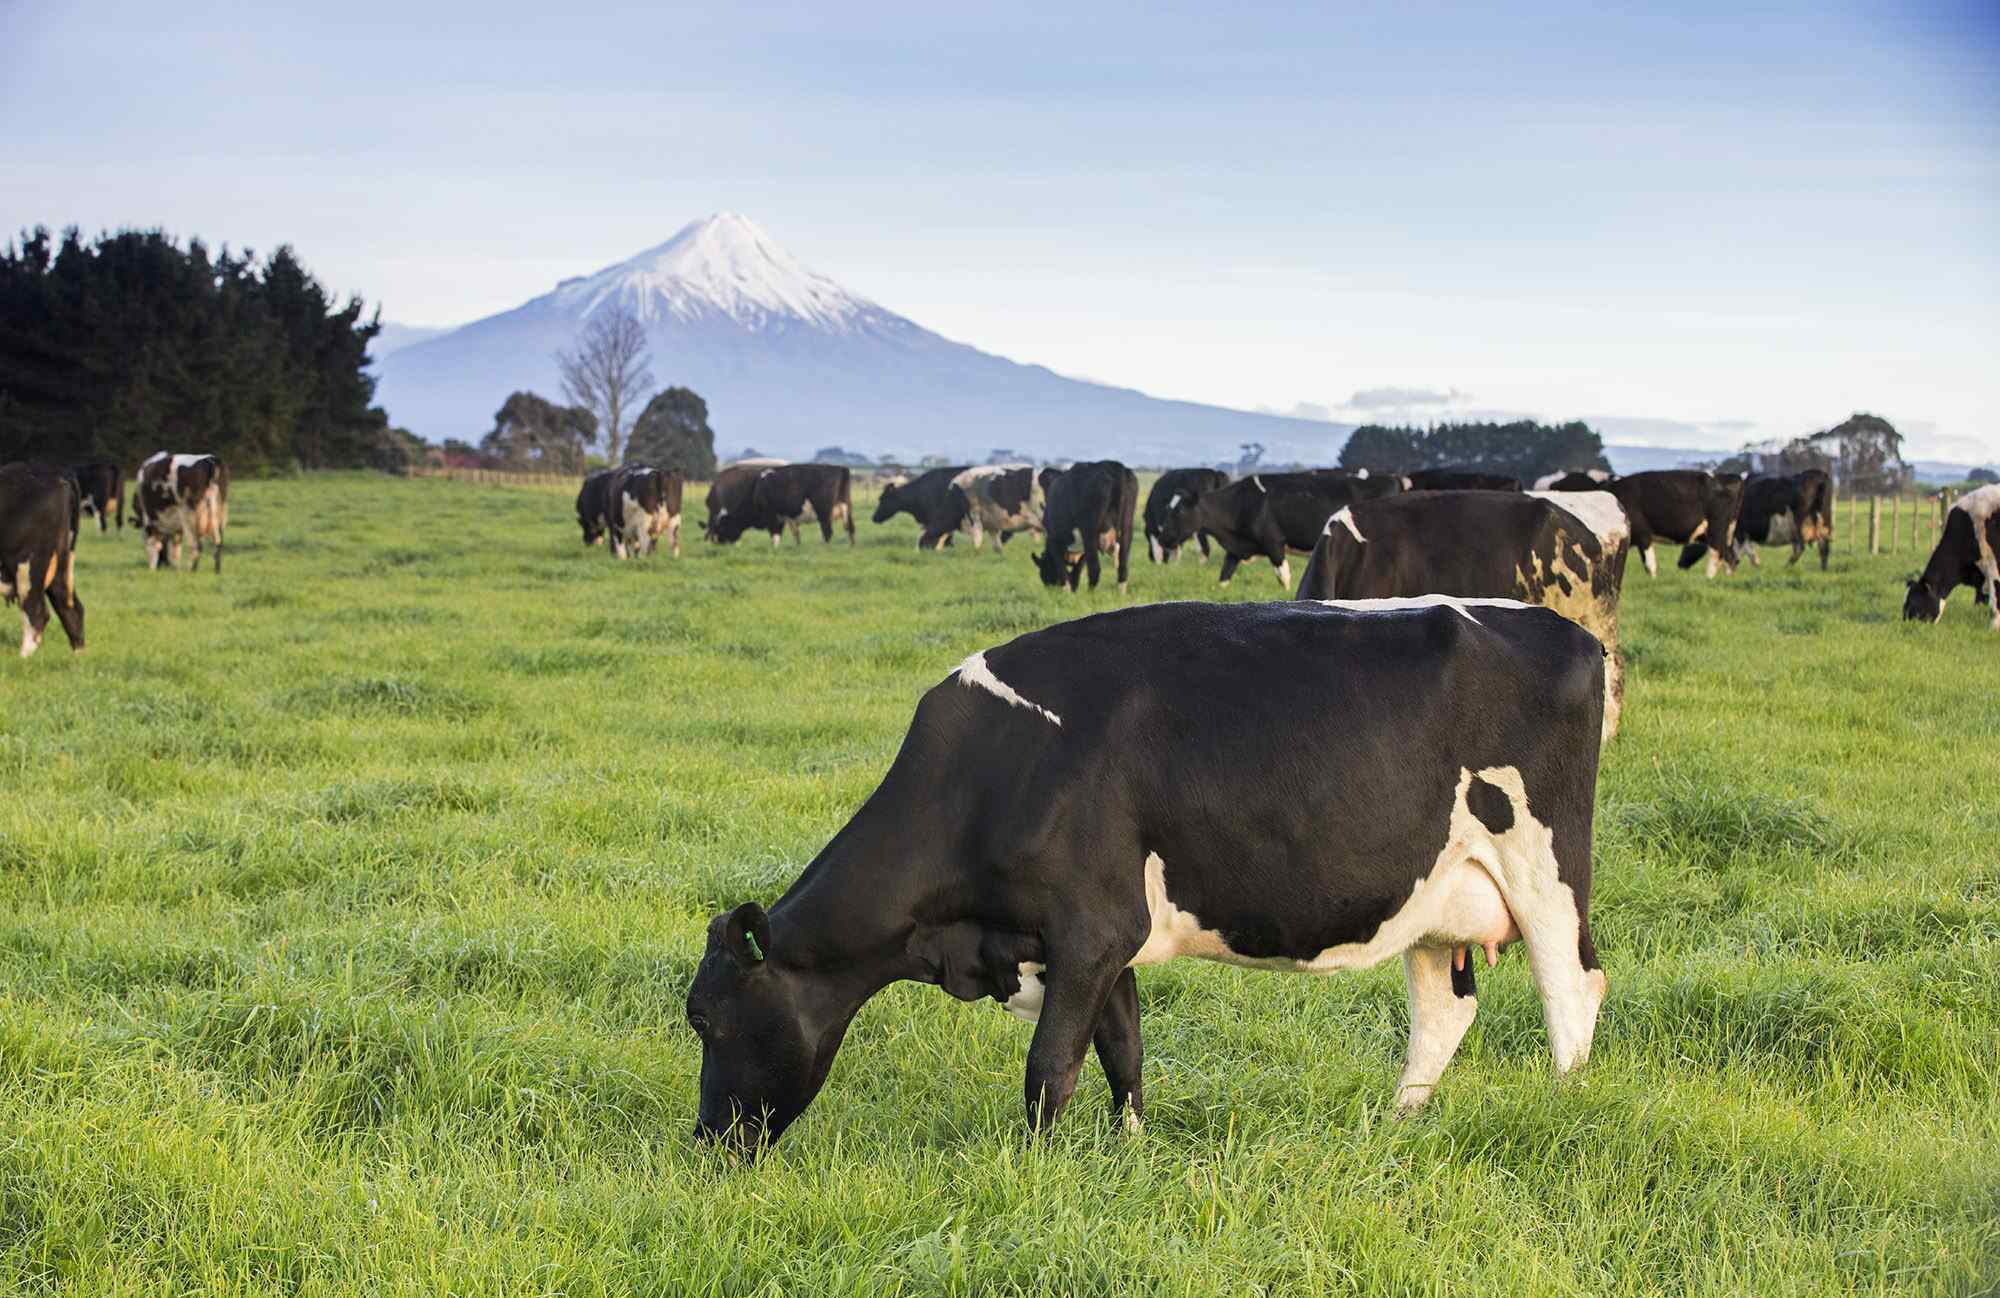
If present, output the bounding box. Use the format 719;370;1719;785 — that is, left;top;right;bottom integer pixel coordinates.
372;214;1343;462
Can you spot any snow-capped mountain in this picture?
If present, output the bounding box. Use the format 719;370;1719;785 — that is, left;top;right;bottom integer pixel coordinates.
371;213;1343;463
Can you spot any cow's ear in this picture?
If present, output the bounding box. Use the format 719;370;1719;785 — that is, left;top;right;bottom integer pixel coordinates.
724;902;771;966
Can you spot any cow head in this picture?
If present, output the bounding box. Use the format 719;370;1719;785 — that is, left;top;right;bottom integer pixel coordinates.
708;507;752;544
1903;575;1944;623
1151;491;1202;555
871;482;902;524
687;902;840;1153
1031;539;1079;588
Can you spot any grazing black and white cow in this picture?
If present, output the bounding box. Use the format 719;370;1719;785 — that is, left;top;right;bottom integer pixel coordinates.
1299;490;1630;742
686;597;1609;1151
1405;469;1523;492
70;462;124;532
704;459;788;542
575;470;613;546
1033;460;1137;593
601;465;684;559
1536;470;1616;492
0;462;86;657
1904;484;1999;630
1556;469;1739;579
950;465;1042;553
1142;468;1230;563
1733;470;1833;570
134;452;229;573
872;465;971;550
711;464;856;546
1161;472;1402;590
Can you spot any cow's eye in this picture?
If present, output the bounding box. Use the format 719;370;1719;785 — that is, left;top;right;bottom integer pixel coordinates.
687;1012;711;1037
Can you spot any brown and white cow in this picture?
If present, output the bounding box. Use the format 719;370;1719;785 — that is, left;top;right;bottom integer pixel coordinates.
949;465;1041;553
135;452;229;573
1299;489;1630;743
0;462;86;657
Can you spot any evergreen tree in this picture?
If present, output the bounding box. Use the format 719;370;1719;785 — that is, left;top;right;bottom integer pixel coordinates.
481;392;595;473
626;386;718;478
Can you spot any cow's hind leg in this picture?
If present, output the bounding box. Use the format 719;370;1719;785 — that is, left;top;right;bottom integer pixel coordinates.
47;548;83;651
1092;968;1144;1132
1395;945;1478;1115
1478;770;1606;1075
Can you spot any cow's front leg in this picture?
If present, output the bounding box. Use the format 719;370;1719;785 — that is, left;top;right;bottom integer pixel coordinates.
1091;968;1144;1132
1216;553;1241;586
1024;951;1127;1133
1639;544;1657;577
1394;945;1477;1116
1083;543;1102;591
1273;555;1292;591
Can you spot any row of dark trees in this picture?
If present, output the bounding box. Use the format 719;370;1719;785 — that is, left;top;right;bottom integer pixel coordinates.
1337;420;1611;481
0;226;415;472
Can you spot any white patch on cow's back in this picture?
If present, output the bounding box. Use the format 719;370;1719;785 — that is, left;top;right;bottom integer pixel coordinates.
1527;490;1627;550
955;651;1062;727
1955;484;2000;588
1329;506;1366;543
1003;962;1046;1022
1166;492;1182;512
1312;593;1531;625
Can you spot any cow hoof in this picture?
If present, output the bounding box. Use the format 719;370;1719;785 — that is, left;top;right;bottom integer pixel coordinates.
1392;1085;1434;1118
1122;1110;1144;1136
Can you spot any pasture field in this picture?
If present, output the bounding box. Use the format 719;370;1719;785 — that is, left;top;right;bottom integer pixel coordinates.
1;472;1996;1297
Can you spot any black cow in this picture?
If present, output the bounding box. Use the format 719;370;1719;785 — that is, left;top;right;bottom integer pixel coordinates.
1904;484;1999;629
1405;469;1523;492
686;598;1608;1151
1033;460;1137;592
0;462;86;657
134;452;229;573
1163;472;1403;590
602;465;685;558
711;465;856;546
1556;469;1739;579
873;465;971;550
1298;490;1630;742
1142;469;1229;563
71;462;124;532
575;470;613;546
950;465;1041;553
704;459;789;542
1733;470;1832;570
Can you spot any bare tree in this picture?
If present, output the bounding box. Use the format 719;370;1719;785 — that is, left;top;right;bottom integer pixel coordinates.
556;306;655;464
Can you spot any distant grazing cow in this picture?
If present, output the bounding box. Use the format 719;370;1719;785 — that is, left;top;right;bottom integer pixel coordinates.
1534;469;1614;492
603;465;684;558
576;469;613;546
70;462;124;532
1034;460;1137;592
1904;483;1999;630
874;465;972;550
1556;469;1738;578
712;465;855;546
1732;470;1833;570
1163;472;1402;590
950;465;1041;553
1406;469;1522;492
0;462;86;657
134;452;229;573
1299;490;1630;742
685;598;1608;1151
1143;468;1229;563
704;459;788;542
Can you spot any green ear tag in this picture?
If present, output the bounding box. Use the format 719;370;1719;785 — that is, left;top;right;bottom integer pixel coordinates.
745;932;765;962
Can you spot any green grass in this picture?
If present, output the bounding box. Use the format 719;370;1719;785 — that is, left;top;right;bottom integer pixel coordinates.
1;472;1995;1297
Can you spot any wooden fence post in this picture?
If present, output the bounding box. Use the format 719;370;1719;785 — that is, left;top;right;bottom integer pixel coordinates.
1867;497;1881;554
1888;494;1899;553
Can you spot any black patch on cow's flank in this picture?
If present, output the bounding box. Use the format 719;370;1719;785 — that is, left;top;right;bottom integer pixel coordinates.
1467;777;1514;834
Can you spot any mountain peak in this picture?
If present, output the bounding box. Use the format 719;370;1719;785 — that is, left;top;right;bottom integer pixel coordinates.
549;212;869;330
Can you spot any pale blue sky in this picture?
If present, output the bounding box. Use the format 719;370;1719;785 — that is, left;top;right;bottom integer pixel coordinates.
4;1;1996;460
